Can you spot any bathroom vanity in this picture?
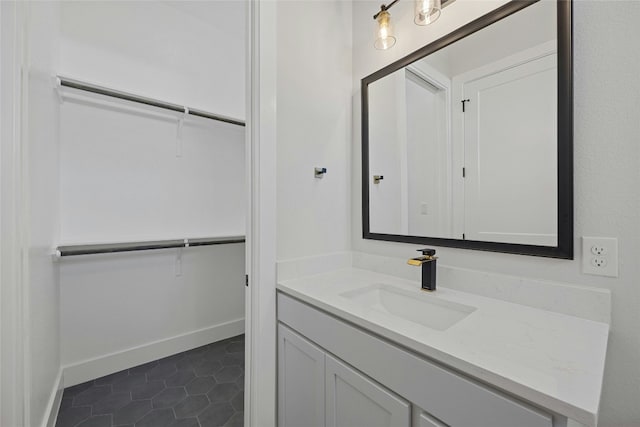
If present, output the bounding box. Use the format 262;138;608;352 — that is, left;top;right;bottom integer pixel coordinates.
276;268;608;427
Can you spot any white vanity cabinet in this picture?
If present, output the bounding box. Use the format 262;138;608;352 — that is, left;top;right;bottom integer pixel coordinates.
326;353;411;427
279;323;412;427
277;292;559;427
278;324;326;427
417;412;449;427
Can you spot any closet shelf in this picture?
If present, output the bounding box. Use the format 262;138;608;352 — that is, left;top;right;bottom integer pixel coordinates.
58;76;245;127
56;236;245;257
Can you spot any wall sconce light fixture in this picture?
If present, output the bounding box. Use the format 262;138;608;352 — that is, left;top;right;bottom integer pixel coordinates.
374;8;396;50
374;0;449;50
415;0;442;25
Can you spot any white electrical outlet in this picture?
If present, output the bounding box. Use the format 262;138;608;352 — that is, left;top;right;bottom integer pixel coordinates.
420;203;428;215
582;237;618;277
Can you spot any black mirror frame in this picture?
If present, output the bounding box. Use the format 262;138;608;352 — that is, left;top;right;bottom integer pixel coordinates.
362;0;573;259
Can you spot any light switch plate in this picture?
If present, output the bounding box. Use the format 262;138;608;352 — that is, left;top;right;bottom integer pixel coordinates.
582;237;618;277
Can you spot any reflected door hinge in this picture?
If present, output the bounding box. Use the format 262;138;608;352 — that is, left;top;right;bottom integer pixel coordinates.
462;233;466;240
462;167;466;178
245;274;249;287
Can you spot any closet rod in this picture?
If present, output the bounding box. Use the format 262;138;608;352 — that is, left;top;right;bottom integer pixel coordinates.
58;76;246;127
56;236;245;257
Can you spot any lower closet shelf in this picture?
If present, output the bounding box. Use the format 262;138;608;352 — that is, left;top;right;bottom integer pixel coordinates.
56;236;246;257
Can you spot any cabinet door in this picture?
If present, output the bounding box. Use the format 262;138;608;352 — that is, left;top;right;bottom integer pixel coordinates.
326;354;410;427
278;324;325;427
417;410;449;427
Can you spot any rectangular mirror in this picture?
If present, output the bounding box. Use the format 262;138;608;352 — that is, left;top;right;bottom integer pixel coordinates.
362;0;573;258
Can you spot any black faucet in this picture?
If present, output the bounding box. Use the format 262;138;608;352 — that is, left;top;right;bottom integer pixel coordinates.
407;248;437;291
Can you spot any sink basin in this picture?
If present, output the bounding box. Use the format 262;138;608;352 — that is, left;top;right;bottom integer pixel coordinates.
341;284;476;331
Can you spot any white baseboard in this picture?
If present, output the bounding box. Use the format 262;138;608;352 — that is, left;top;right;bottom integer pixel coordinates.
43;369;64;427
62;318;245;387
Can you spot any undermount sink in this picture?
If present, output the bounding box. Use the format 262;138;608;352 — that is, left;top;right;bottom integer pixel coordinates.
340;284;476;331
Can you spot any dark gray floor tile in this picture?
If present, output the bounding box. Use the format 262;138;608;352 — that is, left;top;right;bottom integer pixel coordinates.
170;418;200;427
176;357;200;371
152;387;187;409
186;377;216;395
94;370;129;386
230;391;244;411
174;395;209;419
131;380;165;399
182;352;206;365
63;382;94;397
235;375;244;391
183;346;208;360
224;411;244;427
214;367;242;383
219;353;243;367
113;400;152;425
56;335;244;427
135;408;176;427
203;346;226;361
166;370;196;387
92;391;132;415
76;415;111;427
129;360;159;375
55;406;91;427
207;383;239;404
147;363;178;380
194;360;222;377
73;385;112;406
60;397;73;410
198;402;235;427
225;342;244;354
112;374;147;392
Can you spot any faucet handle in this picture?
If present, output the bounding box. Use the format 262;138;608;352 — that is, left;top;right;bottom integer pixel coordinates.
417;248;436;257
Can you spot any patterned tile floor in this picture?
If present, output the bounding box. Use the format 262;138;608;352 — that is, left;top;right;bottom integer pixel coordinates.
56;335;245;427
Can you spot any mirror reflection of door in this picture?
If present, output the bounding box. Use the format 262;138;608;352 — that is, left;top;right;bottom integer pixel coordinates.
404;68;452;239
368;65;451;238
369;68;408;235
460;47;557;245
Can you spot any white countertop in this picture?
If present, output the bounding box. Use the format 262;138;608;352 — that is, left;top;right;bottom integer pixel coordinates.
277;268;609;427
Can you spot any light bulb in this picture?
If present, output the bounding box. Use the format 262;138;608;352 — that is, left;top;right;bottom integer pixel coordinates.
374;10;396;50
414;0;441;26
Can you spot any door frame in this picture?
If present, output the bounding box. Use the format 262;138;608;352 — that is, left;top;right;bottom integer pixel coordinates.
245;0;278;426
0;1;29;425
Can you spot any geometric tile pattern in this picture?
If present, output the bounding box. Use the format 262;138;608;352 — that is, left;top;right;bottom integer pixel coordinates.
56;335;245;427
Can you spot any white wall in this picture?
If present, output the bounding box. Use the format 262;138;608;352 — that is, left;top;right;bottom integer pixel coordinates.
24;1;63;425
352;1;640;425
405;73;449;237
60;244;245;385
59;1;246;119
59;99;245;243
276;0;352;261
58;0;247;385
